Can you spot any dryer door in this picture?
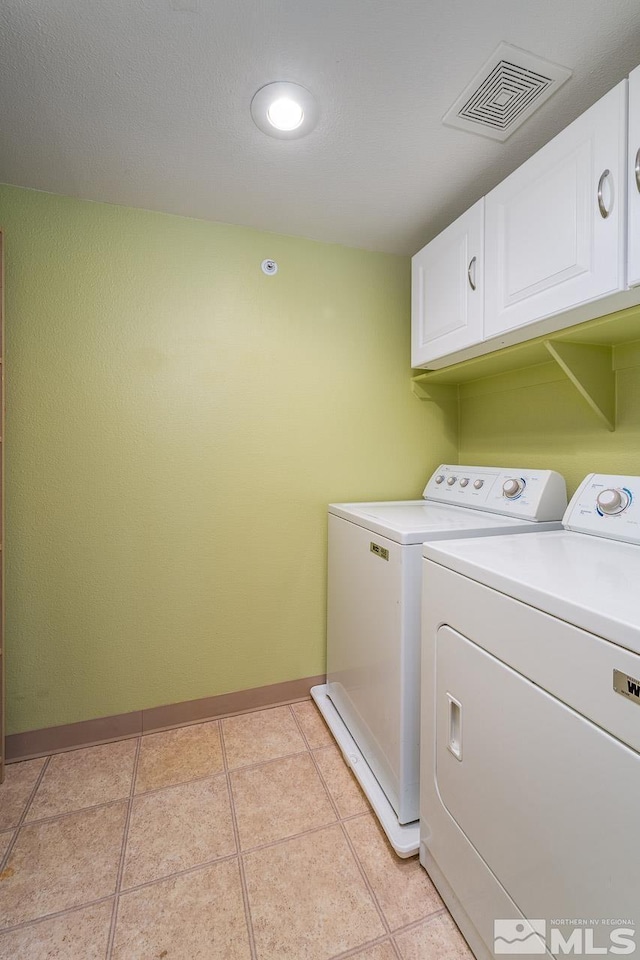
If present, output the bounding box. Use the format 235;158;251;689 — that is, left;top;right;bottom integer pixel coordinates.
435;625;640;944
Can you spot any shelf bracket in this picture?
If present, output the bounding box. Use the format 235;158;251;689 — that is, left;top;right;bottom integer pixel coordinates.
544;340;615;431
411;378;459;404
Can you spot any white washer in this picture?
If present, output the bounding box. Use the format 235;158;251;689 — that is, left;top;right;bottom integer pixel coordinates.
311;464;567;857
420;473;640;960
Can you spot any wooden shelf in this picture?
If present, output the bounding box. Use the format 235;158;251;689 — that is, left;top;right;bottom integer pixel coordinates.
411;304;640;431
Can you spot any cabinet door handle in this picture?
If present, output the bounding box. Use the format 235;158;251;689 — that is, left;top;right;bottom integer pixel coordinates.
447;693;463;761
635;149;640;194
467;256;477;291
597;168;612;219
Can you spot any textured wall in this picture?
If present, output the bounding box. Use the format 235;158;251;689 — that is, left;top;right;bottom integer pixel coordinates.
0;184;456;734
459;364;640;494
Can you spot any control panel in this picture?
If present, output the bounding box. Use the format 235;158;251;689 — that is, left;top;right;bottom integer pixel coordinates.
564;474;640;544
423;465;567;521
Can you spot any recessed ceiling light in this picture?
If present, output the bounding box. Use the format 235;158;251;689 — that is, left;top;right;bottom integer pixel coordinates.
251;82;319;140
267;98;304;132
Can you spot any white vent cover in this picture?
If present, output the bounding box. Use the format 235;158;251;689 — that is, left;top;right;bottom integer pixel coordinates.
443;43;572;142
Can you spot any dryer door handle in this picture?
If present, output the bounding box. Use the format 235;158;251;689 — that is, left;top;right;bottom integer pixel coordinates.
447;693;463;761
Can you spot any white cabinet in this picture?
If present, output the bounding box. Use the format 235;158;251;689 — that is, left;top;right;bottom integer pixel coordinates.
412;76;640;371
411;200;484;366
484;81;628;339
628;66;640;287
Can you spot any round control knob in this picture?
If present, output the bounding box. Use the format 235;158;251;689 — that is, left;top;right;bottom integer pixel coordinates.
597;488;629;515
434;475;445;485
503;478;524;499
447;476;457;486
473;479;484;490
459;478;469;488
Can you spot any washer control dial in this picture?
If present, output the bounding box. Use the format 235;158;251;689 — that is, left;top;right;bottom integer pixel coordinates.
503;478;524;499
597;488;630;515
447;476;457;486
434;475;445;485
473;479;484;490
459;478;469;488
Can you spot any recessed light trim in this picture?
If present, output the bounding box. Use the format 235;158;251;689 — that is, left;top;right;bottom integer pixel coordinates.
251;82;318;140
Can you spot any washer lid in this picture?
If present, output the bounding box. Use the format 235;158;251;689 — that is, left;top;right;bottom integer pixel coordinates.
423;530;640;655
328;500;559;545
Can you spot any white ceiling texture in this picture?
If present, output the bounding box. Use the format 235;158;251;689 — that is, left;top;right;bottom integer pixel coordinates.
1;0;640;254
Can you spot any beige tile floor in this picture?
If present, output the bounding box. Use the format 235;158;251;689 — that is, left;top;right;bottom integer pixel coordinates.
0;700;474;960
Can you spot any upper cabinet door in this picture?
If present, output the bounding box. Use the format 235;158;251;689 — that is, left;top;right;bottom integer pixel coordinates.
411;199;484;367
484;81;628;340
628;66;640;288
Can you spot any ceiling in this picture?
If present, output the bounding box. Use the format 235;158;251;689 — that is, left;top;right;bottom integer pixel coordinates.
1;0;640;255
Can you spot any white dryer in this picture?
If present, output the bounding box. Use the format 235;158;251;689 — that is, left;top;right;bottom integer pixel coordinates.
311;464;567;857
420;473;640;960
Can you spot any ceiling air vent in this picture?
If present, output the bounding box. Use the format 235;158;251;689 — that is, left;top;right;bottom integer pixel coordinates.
443;43;572;142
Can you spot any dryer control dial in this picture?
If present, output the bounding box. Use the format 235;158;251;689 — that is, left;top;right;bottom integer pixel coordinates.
597;488;630;515
503;478;524;499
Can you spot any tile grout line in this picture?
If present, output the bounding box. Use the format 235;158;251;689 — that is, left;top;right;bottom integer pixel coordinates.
388;930;406;960
124;766;228;801
389;904;450;939
292;703;451;957
115;851;240;897
390;937;405;960
340;822;449;959
290;705;372;823
288;704;338;805
219;721;258;960
105;735;142;960
291;704;440;960
328;933;398;960
224;746;310;777
289;705;395;946
386;904;452;959
241;817;345;856
15;795;133;829
0;755;51;875
0;894;116;938
338;820;393;937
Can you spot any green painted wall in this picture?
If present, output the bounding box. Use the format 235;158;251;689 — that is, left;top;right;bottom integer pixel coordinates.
0;184;456;734
459;362;640;494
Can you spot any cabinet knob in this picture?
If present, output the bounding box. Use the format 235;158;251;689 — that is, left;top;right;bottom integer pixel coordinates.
635;149;640;195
